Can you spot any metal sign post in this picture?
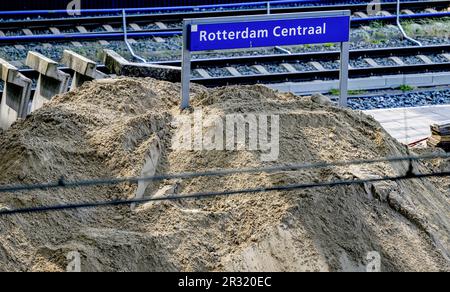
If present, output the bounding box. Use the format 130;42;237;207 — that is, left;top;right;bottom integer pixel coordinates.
339;41;350;107
181;10;351;109
181;21;192;110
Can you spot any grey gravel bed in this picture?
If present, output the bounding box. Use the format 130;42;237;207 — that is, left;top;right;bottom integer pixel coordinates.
349;89;450;110
91;27;106;33
428;54;450;63
191;70;202;78
166;22;182;29
402;56;426;65
350;57;371;68
140;23;161;30
235;65;260;76
29;29;51;35
130;37;182;54
321;61;340;70
292;62;316;72
60;28;77;34
4;30;24;36
206;67;232;78
192;47;280;60
373;57;397;66
264;64;288;74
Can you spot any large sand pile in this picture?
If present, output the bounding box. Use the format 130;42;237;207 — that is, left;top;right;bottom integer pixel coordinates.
0;77;449;272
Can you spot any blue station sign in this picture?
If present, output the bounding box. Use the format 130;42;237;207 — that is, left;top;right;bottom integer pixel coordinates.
188;15;350;51
181;11;351;109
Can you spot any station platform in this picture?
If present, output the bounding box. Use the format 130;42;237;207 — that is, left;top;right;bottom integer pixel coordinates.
364;105;450;145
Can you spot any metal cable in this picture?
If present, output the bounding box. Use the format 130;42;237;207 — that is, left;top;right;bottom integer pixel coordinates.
122;9;147;63
1;169;449;216
396;0;423;46
0;153;449;194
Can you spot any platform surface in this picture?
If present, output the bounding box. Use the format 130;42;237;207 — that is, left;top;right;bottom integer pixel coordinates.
364;105;450;144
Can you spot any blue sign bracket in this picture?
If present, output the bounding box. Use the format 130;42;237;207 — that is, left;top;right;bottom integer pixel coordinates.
181;11;351;109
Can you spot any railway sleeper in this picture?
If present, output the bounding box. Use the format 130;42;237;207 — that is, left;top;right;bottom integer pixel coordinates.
102;49;181;82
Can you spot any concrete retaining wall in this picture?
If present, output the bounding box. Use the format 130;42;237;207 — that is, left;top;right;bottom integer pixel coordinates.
62;50;109;90
102;50;181;82
268;72;450;95
26;51;70;112
0;59;32;130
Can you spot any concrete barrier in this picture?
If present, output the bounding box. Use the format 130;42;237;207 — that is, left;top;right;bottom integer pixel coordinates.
102;49;181;82
0;59;32;130
61;50;108;90
25;51;70;112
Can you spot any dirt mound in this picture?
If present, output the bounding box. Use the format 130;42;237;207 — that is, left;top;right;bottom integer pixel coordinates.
0;77;449;272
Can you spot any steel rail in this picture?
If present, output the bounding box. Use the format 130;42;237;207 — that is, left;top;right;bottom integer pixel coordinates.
0;0;448;30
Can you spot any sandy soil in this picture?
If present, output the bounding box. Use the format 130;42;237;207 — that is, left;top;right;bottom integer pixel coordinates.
0;77;448;272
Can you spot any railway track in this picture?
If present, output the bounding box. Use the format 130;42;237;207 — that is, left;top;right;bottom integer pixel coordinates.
6;44;449;90
0;0;448;44
193;61;450;86
182;45;450;86
158;44;450;67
